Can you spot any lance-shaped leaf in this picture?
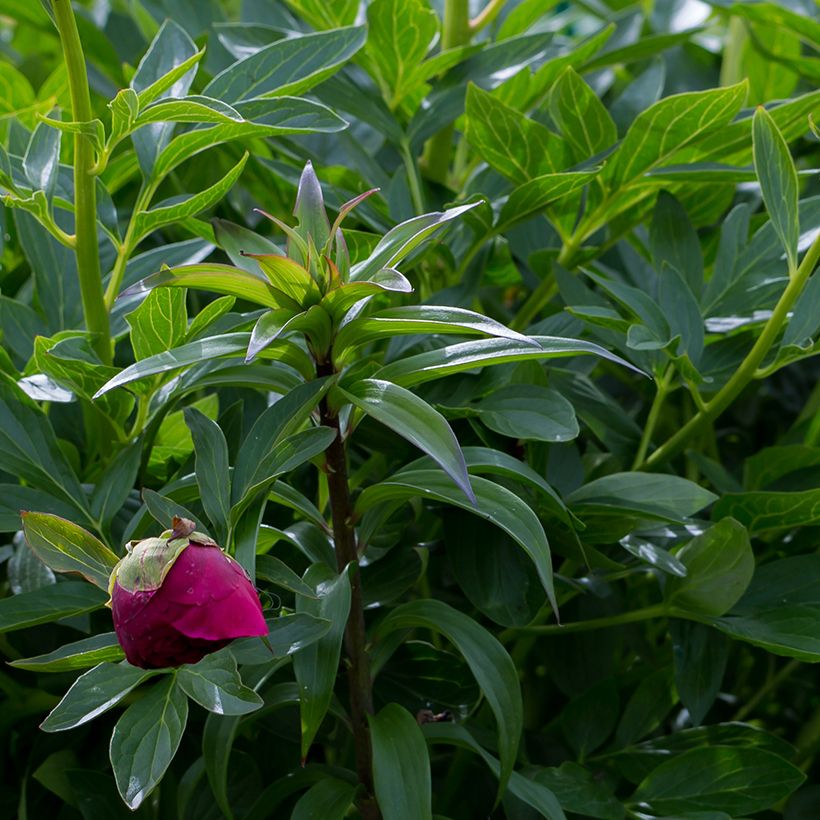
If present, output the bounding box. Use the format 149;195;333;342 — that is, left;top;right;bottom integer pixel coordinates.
21;512;119;590
321;269;413;319
133;96;244;127
358;468;556;614
752;105;800;271
110;675;188;810
376;336;642;388
334;305;537;362
293;160;330;252
204;26;367;102
338;379;475;504
350;202;481;282
498;171;597;229
377;599;522;801
10;633;124;672
243;252;321;306
246;308;299;362
292;565;352;760
0;582;107;633
121;263;293;308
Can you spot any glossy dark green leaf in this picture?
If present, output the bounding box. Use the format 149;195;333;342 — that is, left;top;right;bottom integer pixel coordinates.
10;632;124;672
715;555;820;661
0;581;107;633
615;665;677;747
378;599;522;799
528;763;623;820
376;336;641;388
90;441;142;530
23;117;60;198
291;778;357;820
358;468;555;613
110;675;189;810
753;105;799;270
671;621;728;726
339;378;474;503
369;703;432;820
184;408;231;544
475;384;579;442
229;613;331;665
255;554;317;597
204;26;367;102
178;651;263;716
41;661;156;732
665;519;754;618
631;746;804;815
292;565;351;759
560;678;619;758
21;512;119;589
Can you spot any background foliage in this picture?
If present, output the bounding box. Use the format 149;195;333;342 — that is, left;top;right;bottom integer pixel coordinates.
0;0;819;817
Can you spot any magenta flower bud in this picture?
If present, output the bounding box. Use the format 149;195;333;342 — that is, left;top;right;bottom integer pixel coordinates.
109;518;267;669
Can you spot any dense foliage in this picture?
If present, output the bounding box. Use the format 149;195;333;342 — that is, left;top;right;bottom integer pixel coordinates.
0;0;819;817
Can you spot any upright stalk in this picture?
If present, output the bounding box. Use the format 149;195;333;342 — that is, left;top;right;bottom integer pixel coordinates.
641;231;820;470
52;0;111;364
421;0;471;184
317;364;378;819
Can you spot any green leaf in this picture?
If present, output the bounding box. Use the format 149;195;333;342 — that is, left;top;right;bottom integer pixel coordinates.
561;678;619;757
499;171;596;229
714;555;820;661
249;253;320;306
369;703;432;820
603;82;748;189
95;332;313;396
90;441;142;529
423;722;565;819
378;599;522;800
229;613;331;665
350;202;481;282
0;581;107;633
339;379;475;504
110;675;189;810
665;519;754;618
711;489;820;534
359;468;555;612
126;286;188;360
10;632;124;672
41;661;156;732
527;763;622;820
212;217;284;275
184;408;231;545
132;152;248;243
651;190;704;297
334;305;537;362
185;295;237;342
177;651;263;715
23;117;61;199
631;746;804;815
255;555;317;597
0;381;88;512
133;95;243;127
21;512;119;589
474;385;579;443
376;336;642;388
671;621;727;727
292;564;351;759
549;67;617;159
291;778;357;820
204;26;367;102
752;106;800;270
465;84;570;184
615;666;677;747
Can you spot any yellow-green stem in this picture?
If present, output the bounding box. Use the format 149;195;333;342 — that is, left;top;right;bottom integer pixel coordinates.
470;0;506;33
420;0;471;184
53;0;111;364
632;364;674;469
641;231;820;470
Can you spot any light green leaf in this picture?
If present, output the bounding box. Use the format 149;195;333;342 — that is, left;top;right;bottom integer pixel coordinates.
339;379;475;504
752;105;800;270
110;675;188;810
378;599;522;800
126;286;188;360
21;512;119;589
498;172;597;229
133;95;243;127
370;703;432;820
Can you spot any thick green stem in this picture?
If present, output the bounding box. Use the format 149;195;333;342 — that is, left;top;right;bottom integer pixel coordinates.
420;0;471;184
641;232;820;470
53;0;111;364
317;364;379;820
